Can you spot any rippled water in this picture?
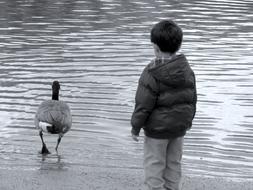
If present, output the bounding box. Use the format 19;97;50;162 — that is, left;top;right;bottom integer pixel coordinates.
0;0;253;179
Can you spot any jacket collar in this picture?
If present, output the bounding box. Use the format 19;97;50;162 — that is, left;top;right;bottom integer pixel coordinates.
148;54;189;86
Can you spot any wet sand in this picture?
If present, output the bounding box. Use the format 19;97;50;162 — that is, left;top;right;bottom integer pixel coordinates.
1;166;252;190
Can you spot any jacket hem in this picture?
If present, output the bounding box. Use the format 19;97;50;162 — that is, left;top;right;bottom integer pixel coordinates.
144;130;186;139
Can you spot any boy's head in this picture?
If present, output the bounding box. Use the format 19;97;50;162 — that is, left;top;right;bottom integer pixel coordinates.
151;20;183;54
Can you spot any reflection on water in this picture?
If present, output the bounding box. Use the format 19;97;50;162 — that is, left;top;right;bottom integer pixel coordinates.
0;0;253;179
39;154;67;171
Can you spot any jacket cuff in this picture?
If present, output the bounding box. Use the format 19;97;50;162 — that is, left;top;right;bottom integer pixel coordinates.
131;127;141;136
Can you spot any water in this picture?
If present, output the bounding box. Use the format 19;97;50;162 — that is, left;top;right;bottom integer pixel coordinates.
0;0;253;180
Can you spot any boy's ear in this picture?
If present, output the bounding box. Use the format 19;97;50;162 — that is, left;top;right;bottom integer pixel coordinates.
153;43;161;57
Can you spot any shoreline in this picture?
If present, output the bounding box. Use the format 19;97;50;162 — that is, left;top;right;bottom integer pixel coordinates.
1;166;252;190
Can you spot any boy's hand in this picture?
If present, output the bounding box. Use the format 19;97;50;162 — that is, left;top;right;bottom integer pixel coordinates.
131;134;139;142
131;128;140;142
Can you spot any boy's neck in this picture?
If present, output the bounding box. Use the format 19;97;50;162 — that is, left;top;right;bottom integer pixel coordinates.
156;52;175;60
153;43;176;60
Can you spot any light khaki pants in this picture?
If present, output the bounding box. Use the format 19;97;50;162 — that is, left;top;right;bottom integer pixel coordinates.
144;136;184;190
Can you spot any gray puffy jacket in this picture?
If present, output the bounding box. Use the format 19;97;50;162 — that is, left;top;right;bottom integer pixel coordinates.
131;54;197;139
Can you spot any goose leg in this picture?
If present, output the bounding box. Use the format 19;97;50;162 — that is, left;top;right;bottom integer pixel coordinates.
39;131;50;154
55;134;62;153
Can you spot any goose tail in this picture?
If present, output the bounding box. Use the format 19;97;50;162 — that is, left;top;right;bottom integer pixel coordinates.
39;121;52;132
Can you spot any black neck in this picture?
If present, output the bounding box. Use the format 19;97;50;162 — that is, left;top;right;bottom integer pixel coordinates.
52;92;59;100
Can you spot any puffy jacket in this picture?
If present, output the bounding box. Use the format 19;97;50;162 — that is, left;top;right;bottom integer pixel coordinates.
131;54;197;139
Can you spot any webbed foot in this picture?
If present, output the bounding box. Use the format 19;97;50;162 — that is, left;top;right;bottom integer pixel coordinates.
40;145;51;154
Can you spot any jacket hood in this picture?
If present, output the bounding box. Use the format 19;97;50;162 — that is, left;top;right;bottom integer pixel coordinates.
148;54;191;87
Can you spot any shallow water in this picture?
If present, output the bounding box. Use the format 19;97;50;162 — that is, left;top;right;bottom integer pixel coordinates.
0;0;253;179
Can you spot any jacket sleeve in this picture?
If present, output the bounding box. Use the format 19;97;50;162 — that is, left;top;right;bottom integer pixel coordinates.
192;73;197;119
131;68;158;135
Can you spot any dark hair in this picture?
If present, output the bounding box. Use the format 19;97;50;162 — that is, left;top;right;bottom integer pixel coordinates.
151;20;183;53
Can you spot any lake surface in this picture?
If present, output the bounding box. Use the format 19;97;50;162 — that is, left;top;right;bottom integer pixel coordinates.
0;0;253;180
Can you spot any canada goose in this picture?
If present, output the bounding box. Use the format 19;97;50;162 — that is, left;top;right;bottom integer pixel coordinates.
34;81;72;154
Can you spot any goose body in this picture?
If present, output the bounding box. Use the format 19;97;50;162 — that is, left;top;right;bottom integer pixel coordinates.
35;81;72;154
35;100;71;134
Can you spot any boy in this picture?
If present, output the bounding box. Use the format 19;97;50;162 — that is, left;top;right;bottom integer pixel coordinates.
131;20;197;190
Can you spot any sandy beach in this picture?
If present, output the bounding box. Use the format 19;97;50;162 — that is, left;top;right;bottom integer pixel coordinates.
1;166;252;190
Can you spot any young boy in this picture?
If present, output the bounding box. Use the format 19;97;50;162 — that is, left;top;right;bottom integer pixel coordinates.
131;20;197;190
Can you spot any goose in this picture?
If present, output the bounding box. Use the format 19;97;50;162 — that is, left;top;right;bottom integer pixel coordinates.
34;81;72;154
